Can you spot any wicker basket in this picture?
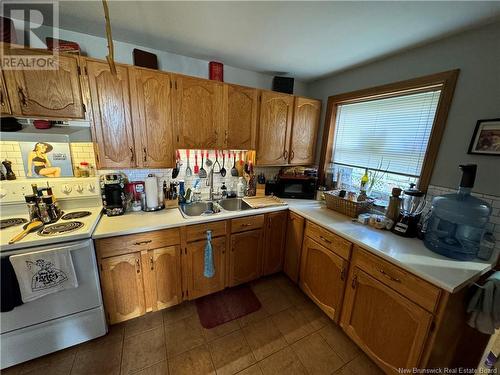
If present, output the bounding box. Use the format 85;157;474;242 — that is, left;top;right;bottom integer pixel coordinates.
324;191;373;218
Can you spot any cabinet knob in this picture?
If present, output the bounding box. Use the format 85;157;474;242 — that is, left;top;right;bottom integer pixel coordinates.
290;150;295;161
340;267;346;281
283;150;289;160
150;257;154;270
351;275;357;289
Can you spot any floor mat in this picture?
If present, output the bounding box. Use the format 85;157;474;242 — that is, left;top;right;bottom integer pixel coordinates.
195;285;261;329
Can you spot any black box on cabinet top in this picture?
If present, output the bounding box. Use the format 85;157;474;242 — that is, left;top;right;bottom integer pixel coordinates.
272;76;294;94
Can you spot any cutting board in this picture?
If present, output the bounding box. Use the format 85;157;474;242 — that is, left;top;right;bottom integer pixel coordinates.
243;196;287;209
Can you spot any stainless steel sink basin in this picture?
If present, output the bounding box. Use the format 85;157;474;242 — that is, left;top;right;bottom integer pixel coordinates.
218;198;252;211
180;201;221;217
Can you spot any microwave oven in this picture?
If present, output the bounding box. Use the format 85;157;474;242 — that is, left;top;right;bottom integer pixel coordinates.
267;176;317;199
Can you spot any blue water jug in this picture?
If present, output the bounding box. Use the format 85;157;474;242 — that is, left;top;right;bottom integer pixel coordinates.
424;164;492;260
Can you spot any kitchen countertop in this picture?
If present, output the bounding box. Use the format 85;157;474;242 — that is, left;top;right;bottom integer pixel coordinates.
92;199;498;293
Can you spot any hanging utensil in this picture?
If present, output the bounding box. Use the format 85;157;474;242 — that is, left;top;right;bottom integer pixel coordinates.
9;220;44;244
236;151;244;176
220;151;227;177
213;150;221;173
244;151;250;174
172;150;180;179
205;150;213;167
185;149;192;177
199;150;207;178
231;151;238;177
194;150;200;174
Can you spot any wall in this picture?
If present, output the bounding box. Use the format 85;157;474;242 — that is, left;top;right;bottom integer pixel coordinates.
306;21;500;196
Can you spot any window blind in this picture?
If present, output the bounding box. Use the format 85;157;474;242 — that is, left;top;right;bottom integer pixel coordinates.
332;89;441;177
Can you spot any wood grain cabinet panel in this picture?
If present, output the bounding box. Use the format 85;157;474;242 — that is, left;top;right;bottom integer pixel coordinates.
229;229;263;286
86;60;135;168
262;211;287;276
0;70;11;115
340;267;432;374
225;84;259;149
173;75;224;149
130;68;175;168
185;237;226;299
99;252;146;324
289;97;321;165
283;212;305;283
3;54;84;118
299;237;347;322
256;91;294;166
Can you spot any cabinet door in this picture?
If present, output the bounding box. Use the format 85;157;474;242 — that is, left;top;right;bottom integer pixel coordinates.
3;54;84;118
225;84;259;149
144;246;182;311
299;237;347;321
185;237;226;299
256;91;294;166
262;211;287;276
289;97;321;165
283;212;305;283
173;75;224;149
86;60;135;168
130;68;175;168
0;70;11;115
229;229;263;286
341;268;432;374
100;253;146;324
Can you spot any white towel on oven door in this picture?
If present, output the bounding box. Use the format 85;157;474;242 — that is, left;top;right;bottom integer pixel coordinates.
9;248;78;303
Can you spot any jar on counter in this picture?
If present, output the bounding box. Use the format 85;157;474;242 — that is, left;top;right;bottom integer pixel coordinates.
79;162;90;177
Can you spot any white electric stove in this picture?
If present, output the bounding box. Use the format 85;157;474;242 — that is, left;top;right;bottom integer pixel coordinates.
0;177;107;369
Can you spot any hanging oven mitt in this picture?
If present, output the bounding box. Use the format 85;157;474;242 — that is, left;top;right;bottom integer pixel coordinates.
204;230;215;278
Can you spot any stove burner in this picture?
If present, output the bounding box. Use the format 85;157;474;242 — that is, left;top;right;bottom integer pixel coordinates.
38;221;84;236
61;211;91;220
1;218;28;230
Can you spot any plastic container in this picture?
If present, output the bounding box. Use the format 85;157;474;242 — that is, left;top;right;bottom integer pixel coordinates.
424;165;492;260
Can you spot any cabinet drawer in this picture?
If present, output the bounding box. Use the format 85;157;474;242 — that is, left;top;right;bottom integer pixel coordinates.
354;246;441;312
305;221;352;260
231;215;265;233
186;220;227;242
96;228;181;258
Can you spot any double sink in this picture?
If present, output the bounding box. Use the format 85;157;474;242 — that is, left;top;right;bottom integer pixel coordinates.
179;198;252;217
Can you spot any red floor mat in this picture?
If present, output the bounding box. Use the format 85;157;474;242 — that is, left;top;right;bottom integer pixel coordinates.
195;285;261;329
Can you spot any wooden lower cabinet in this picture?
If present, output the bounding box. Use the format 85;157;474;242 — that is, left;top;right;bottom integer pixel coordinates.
184;237;226;299
299;236;347;322
283;212;304;283
229;229;263;286
262;211;287;276
99;252;146;324
341;267;432;374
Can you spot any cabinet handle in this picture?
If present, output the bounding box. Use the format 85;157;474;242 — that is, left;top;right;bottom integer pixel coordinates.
290;150;295;161
18;87;27;106
135;259;141;274
319;235;332;244
241;223;252;227
340;267;346;281
378;268;401;283
150;257;154;270
133;240;152;246
283;150;288;160
351;275;357;289
0;89;4;106
143;147;147;162
130;147;135;162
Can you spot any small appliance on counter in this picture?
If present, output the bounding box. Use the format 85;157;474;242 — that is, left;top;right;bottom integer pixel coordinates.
100;173;127;216
392;183;426;238
143;174;165;212
264;167;318;199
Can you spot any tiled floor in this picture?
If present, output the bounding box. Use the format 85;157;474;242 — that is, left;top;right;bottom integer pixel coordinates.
3;273;383;375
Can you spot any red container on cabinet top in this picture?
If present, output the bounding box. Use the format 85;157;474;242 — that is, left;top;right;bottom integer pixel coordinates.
209;61;224;82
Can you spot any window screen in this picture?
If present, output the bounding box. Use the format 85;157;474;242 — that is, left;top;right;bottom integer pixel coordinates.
332;89;441;177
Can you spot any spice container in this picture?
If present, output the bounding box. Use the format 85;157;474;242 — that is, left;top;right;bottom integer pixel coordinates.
79;162;90;177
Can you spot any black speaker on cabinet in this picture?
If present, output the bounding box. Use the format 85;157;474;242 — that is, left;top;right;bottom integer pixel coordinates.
272;76;294;94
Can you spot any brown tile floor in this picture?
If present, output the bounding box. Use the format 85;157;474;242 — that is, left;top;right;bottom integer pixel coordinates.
2;273;383;375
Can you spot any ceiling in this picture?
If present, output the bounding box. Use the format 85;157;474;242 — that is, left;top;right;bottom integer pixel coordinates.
55;1;500;81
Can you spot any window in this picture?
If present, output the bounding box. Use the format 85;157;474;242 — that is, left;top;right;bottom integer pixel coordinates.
319;70;459;200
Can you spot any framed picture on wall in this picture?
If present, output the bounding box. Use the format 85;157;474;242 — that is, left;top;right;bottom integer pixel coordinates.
19;142;74;178
468;119;500;156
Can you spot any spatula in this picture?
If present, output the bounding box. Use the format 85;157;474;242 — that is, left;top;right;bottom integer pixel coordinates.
194;151;200;174
185;149;192;177
231;151;238;177
9;220;44;244
220;151;227;177
199;151;207;178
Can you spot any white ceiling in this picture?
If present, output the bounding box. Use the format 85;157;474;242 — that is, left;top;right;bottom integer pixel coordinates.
56;1;500;81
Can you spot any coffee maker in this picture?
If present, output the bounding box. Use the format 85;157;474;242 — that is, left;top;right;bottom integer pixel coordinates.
392;183;426;237
100;173;127;216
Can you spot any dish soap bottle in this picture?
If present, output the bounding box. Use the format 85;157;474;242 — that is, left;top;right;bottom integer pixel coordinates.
237;177;245;198
424;164;492;260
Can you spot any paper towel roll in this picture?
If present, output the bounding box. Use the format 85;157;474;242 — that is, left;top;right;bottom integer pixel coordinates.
145;175;159;208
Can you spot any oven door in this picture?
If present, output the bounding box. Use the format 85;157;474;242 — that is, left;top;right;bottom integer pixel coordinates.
1;239;103;334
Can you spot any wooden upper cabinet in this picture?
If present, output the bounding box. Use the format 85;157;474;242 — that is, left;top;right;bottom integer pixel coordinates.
3;54;84;118
299;236;347;322
229;229;263;286
99;252;146;324
0;70;11;115
173;75;224;149
256;91;294;166
289;97;321;165
283;212;305;283
341;267;432;373
130;68;175;168
185;237;226;300
86;60;135;168
262;211;287;276
225;84;259;149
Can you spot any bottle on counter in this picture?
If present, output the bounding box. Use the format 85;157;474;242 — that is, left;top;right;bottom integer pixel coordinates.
25;195;39;221
221;182;228;199
237;177;245;198
360;168;369;191
37;199;52;224
385;187;402;224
